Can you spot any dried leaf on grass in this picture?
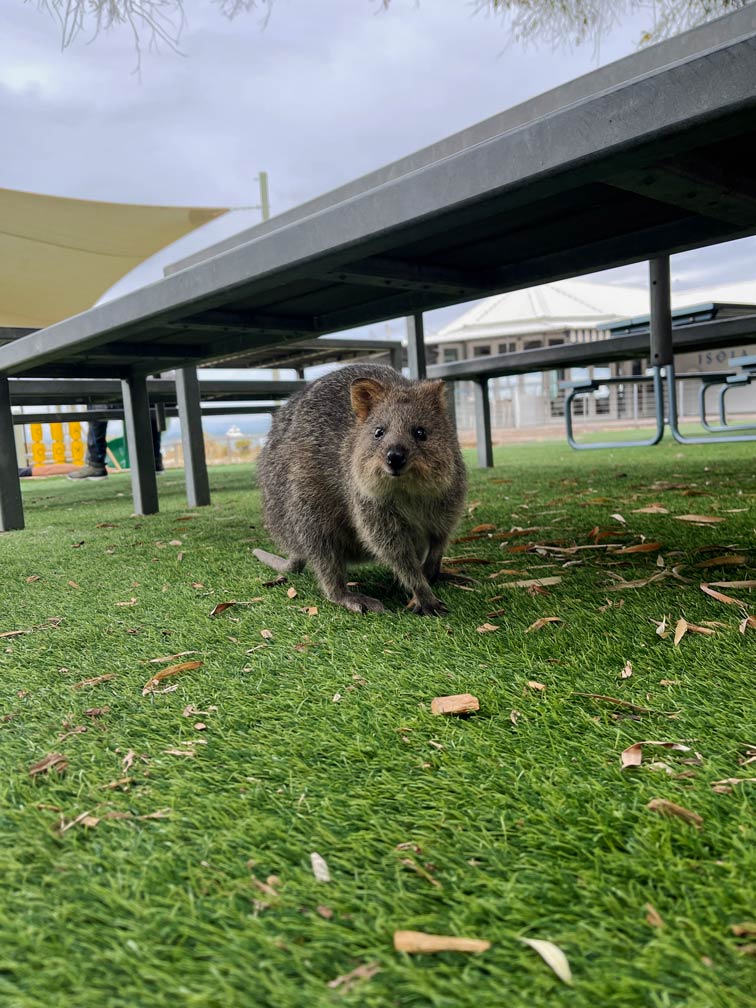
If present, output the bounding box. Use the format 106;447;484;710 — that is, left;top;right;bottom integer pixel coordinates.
476;622;499;634
56;808;170;833
646;797;703;828
519;938;573;986
0;629;31;639
310;851;331;882
327;962;381;991
394;930;490;954
142;660;202;696
605;572;669;591
700;583;743;605
260;629;274;640
143;651;198;664
72;673;115;689
731;923;756;938
287;586;298;599
707;579;756;589
209;601;236;617
674;514;724;524
633;504;669;514
526;616;562;633
645;903;665;928
739;615;756;634
572;693;673;716
29;753;67;776
619;661;633;680
711;777;756;794
613;542;662;554
620;740;697;769
674;618;716;646
430;694;479;716
526;680;547;692
695;554;748;569
497;577;562;590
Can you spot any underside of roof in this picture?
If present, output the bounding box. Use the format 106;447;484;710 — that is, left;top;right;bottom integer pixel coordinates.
0;188;227;329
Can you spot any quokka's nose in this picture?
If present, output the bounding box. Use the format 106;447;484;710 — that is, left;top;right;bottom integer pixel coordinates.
386;448;407;472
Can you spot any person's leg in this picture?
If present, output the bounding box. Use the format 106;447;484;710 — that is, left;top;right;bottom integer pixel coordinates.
87;420;108;467
68;417;109;480
151;414;164;472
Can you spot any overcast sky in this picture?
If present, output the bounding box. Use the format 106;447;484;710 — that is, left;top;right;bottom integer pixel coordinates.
2;0;754;343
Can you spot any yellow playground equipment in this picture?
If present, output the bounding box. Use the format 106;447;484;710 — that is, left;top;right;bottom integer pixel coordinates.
27;419;86;466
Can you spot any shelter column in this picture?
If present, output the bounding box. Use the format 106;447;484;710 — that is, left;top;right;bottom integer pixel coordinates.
175;366;210;508
121;372;159;516
649;256;673;367
406;313;427;380
473;378;493;468
0;375;24;531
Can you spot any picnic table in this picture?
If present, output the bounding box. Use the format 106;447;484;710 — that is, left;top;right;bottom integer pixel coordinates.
2;5;756;530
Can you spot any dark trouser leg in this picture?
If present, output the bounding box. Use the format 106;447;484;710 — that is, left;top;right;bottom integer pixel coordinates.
87;419;108;467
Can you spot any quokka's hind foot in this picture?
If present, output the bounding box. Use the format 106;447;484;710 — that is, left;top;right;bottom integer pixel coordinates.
336;592;385;614
253;549;305;574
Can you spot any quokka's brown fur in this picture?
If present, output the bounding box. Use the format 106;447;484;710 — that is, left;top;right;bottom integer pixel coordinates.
254;364;467;614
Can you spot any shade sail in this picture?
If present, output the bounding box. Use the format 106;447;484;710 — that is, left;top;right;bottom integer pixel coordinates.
0;187;227;328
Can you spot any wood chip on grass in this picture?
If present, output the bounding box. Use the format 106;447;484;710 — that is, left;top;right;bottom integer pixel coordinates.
430;694;479;716
393;930;490;954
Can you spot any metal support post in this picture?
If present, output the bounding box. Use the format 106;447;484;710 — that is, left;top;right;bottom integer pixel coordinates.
444;381;458;433
153;402;167;432
0;374;24;531
473;378;493;468
649;257;673;370
175;366;211;508
121;373;159;515
406;313;427;380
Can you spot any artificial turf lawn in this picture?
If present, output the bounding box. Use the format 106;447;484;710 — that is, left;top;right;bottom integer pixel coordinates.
1;439;754;1008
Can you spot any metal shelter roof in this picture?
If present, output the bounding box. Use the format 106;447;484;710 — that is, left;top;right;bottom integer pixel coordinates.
1;5;756;379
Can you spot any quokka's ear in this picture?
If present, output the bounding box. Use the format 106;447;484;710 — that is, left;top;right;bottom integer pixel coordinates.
350;378;386;421
421;379;448;415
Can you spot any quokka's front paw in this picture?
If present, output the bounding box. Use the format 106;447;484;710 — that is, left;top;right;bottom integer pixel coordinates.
407;595;449;616
340;592;386;614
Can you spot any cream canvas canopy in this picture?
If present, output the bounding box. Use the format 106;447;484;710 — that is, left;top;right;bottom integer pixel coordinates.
0;187;228;329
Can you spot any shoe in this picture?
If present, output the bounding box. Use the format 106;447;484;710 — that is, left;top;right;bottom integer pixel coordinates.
67;465;108;481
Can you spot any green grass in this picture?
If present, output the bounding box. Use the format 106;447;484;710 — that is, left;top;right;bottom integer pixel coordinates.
1;439;754;1007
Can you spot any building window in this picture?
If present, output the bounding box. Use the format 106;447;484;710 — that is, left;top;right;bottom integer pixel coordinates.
548;337;564;347
473;345;492;357
497;342;517;355
523;339;542;351
442;348;459;363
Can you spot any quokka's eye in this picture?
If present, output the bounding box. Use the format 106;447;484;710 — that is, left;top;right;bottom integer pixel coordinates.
374;427;385;439
413;427;427;441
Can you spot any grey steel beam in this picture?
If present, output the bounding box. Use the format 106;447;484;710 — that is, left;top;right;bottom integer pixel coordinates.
166;310;317;335
2;31;755;376
608;160;756;228
162;5;756;277
12;410;123;424
322;257;492;296
175;366;211;508
473;379;493;469
8;377;305;407
406;313;427;380
0;375;25;531
121;373;159;516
